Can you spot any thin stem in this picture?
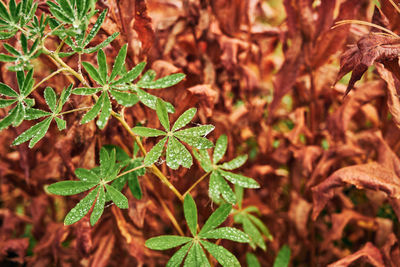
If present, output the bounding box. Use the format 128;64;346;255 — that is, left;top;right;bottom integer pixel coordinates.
389;0;400;15
43;22;66;43
30;68;66;94
115;164;146;179
58;106;91;116
183;172;210;197
333;20;400;38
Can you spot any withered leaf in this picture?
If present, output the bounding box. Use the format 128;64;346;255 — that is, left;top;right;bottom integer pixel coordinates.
312;162;400;220
327;242;385;267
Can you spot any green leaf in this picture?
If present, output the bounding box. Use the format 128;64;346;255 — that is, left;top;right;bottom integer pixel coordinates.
44;87;57;112
110;89;139;107
209;171;222;203
47;181;98;196
20;33;28;54
213;134;227;164
246;253;261;267
138;73;185;89
174;125;215;137
24;108;51;120
84;9;107;47
0;105;18;130
184;194;197;236
96;93;111;129
175;135;214;149
220;155;248;170
184;243;210;267
156;98;170;131
166;242;192;267
99;147;111;176
0;1;10;21
12;117;52;147
75;168;99;182
59;84;72;109
90;186;105;225
200;240;240;267
171;108;196;131
82;61;103;85
81;92;104;124
132;126;165;137
97;49;108;84
211;171;237;204
135;87;175;113
145;235;192;250
0;83;18;97
64;188;98;225
0;99;16;108
3;43;20;56
143;136;167;166
12;102;25;127
241;215;266;250
0;53;16;62
105;184;128;209
199;227;249;243
166;136;192;169
128;173;142;200
139;69;156;84
273;245;291;267
55;117;66;130
218;170;260;188
110;44;127;81
192;149;213;172
199;203;232;235
235;185;244;208
21;69;34;96
247;213;273;241
84;32;119;54
56;0;74;20
112;62;146;85
72;87;101;95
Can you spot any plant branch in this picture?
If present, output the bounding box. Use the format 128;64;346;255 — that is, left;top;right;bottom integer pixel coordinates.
183;171;210;197
116;164;146;179
58;106;91;116
30;68;66;94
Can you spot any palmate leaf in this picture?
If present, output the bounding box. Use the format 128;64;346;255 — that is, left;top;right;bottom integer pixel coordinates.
246;253;261;267
166;242;192;267
105;184;128;209
137;73;185;89
184;243;210;267
199;227;249;243
12;116;52;148
47;181;98;196
213;134;228;164
166;136;192;169
143;136;167;166
273;245;291;267
90;186;105;225
199;203;232;235
64;188;98;225
145;235;192;250
184;194;198;237
200;240;240;267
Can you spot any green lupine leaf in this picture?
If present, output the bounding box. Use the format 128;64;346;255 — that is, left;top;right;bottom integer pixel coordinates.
72;87;101;95
82;61;103;85
112;62;146;85
241;215;266;250
48;4;73;24
184;194;197;237
192;149;213;172
128;172;142;200
215;172;237;204
84;32;119;54
75;168;100;182
109;89;139;107
56;0;74;20
174;125;215;137
59;84;72;109
44;87;57;112
12;116;51;147
156;98;170;131
235;185;244;208
0;99;16;108
273;245;291;267
199;203;232;235
135;87;175;113
110;44;127;81
16;71;24;91
12;101;24;124
218;170;260;188
0;31;17;40
200;240;240;267
83;9;107;47
28;117;53;148
132;126;165;137
47;181;98;196
248;213;273;241
220;155;248;170
209;171;222;203
213;134;227;164
171;108;196;131
0;105;18;130
20;34;28;54
96;93;111;129
139;69;156;84
105;148;117;178
144;136;167;166
243;206;260;214
64;188;98;225
8;0;17;21
3;43;20;56
99;147;111;176
138;73;185;89
105;184;128;209
54;117;66;130
246;253;261;267
184;243;210;267
166;136;192;169
166;242;192;267
24;98;35;108
102;144;131;161
0;1;10;21
0;53;16;62
21;69;34;96
175;135;214;149
145;235;192;250
199;227;249;243
90;186;105;225
81;92;104;124
0;83;18;97
97;49;108;84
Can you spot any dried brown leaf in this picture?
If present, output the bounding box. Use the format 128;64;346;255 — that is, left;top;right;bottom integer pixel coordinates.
327;242;385;267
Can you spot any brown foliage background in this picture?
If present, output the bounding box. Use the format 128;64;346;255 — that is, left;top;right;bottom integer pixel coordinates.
1;0;400;266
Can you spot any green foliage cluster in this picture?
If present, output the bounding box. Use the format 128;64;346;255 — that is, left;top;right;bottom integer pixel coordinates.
0;0;291;265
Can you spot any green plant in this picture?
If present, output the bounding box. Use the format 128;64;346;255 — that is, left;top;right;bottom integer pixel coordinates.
0;0;272;265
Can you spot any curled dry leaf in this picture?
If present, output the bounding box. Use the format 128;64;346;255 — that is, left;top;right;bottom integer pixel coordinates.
327;242;385;267
311;162;400;220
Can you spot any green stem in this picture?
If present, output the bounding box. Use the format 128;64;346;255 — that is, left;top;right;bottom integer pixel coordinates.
58;106;91;116
183;172;210;197
115;164;146;179
30;68;66;94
